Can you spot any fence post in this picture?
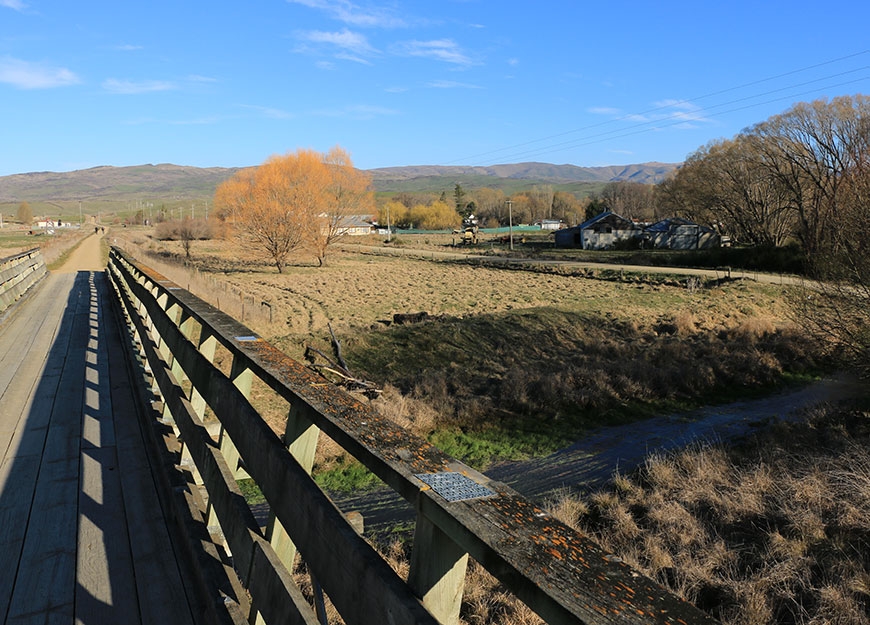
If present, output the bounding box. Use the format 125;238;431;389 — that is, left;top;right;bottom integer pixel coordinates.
208;351;254;541
408;515;469;625
266;400;321;566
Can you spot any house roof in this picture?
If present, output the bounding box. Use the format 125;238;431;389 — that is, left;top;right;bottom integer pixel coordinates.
333;214;374;228
645;217;714;233
577;211;637;231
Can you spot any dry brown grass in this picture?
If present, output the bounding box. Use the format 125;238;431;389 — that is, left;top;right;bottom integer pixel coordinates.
112;230;829;473
546;402;870;625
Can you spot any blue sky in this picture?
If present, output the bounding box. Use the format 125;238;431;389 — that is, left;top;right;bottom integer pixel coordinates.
1;1;869;176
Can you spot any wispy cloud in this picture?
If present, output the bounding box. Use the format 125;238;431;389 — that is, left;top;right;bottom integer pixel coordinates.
102;78;175;94
187;74;218;83
298;28;377;57
426;79;480;89
0;56;79;89
653;99;711;125
393;39;472;66
590;100;712;129
286;0;407;28
334;53;372;65
0;0;26;11
588;106;621;116
312;103;398;119
240;104;295;120
115;44;143;51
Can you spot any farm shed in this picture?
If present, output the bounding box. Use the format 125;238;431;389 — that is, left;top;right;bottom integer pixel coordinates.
644;217;721;250
553;211;640;249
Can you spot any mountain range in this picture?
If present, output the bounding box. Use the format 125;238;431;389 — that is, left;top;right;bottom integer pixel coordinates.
0;161;678;203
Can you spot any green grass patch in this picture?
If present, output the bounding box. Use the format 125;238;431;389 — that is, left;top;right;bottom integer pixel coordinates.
237;478;266;505
429;426;569;470
314;457;382;493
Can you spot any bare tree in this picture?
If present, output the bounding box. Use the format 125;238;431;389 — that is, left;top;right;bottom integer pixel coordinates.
17;201;32;225
666;95;870;371
748;95;870;257
600;182;656;221
658;138;794;246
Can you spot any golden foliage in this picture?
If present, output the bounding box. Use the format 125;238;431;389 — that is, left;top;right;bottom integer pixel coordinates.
213;146;373;271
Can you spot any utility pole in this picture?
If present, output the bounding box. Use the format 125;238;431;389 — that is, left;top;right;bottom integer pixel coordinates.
506;200;514;251
386;204;392;242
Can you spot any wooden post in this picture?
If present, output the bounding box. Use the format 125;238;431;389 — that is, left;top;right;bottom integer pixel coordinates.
189;325;217;418
267;400;321;567
208;353;253;540
408;515;469;625
218;354;253;480
179;316;216;486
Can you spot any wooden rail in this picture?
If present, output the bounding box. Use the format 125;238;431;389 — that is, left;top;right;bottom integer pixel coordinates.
106;246;717;625
0;248;46;314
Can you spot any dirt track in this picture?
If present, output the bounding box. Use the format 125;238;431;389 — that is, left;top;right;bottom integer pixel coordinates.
54;232;106;273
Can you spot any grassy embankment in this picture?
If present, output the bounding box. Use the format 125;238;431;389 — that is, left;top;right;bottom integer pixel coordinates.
124;233;829;493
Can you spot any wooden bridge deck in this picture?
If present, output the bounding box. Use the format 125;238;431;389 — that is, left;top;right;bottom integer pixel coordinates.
0;269;203;624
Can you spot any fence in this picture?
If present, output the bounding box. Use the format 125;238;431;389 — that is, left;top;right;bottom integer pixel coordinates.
106;246;716;625
0;248;46;314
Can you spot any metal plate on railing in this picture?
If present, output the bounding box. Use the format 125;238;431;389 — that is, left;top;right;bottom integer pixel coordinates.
415;472;496;502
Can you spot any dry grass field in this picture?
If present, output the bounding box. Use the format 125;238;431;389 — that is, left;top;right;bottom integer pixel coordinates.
110;229;870;625
0;227;91;267
115;230;824;467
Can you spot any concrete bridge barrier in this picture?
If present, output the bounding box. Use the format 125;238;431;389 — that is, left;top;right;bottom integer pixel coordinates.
106;246;716;625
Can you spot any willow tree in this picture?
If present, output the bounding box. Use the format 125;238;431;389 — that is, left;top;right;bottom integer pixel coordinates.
214;147;372;272
311;146;374;266
659;95;870;372
657;137;794;246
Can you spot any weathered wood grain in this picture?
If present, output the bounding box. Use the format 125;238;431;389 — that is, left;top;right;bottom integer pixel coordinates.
6;274;88;624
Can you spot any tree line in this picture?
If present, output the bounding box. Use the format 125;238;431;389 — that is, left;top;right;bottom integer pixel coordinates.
657;94;869;373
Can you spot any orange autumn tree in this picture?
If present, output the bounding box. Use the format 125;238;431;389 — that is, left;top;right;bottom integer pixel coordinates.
214;147;373;272
312;146;375;266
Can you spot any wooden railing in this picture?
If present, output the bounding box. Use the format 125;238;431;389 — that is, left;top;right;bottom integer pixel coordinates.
0;248;46;314
106;246;716;625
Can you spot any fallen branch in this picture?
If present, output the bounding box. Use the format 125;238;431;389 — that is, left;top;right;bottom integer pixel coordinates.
304;344;381;399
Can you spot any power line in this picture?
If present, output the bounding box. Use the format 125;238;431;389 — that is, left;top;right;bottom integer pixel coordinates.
486;68;870;164
445;50;870;166
489;73;870;164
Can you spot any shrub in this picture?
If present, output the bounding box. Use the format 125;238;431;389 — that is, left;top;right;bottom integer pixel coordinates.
548;403;870;625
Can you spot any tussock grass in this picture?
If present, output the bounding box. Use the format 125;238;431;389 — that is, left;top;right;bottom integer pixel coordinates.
116;234;828;471
546;402;870;624
347;307;823;468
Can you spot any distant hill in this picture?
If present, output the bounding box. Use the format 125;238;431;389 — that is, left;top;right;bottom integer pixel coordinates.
0;164;241;203
0;161;678;203
368;162;677;185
